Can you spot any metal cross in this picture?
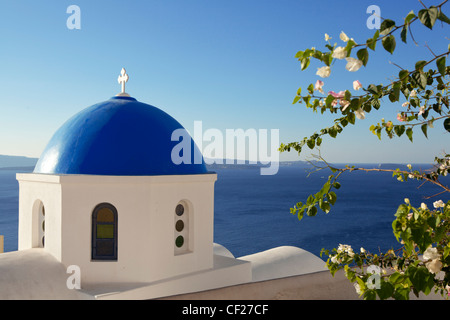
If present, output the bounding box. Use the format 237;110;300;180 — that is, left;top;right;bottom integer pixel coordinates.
117;68;130;96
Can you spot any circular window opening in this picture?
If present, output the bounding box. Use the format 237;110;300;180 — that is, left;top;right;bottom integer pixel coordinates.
175;220;184;232
175;204;184;216
175;235;184;248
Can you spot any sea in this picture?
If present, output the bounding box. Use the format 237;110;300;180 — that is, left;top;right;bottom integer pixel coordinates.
0;163;448;259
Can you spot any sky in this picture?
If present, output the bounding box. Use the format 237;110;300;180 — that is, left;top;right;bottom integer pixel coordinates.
0;0;448;164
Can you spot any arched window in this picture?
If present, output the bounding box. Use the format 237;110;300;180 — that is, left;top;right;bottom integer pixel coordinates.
92;203;118;261
174;201;190;255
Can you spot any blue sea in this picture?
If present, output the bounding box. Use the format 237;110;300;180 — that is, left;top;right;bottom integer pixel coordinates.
0;164;448;259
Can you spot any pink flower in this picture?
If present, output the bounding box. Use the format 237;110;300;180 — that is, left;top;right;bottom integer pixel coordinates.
315;80;324;93
353;80;362;90
328;91;345;98
397;113;407;122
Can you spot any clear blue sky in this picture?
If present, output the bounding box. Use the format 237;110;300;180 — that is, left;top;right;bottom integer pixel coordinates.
0;0;448;163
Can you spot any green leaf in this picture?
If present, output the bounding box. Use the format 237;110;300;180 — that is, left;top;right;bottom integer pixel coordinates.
421;123;428;138
325;94;335;108
367;84;379;95
306;205;317;217
436;56;446;76
366;30;379;51
356;48;369;66
407;266;434;295
401;25;408;43
405;10;416;24
327;191;337;205
389;82;401;102
399;70;409;83
411;71;427;90
320;201;331;214
380;19;395;35
406;127;413;142
437;9;450;24
415;60;427;71
347;111;355;125
393;288;410;300
301;58;310;70
316;136;322;146
394;125;405;137
377;281;394;300
382;35;396;54
363;290;377;300
307;83;314;94
328;127;337;138
444;117;450;133
418;7;439;29
306;138;315;149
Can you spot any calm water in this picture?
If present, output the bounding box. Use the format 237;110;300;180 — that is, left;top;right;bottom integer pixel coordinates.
0;165;448;259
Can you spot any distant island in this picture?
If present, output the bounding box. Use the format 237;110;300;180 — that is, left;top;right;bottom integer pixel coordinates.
0;155;38;169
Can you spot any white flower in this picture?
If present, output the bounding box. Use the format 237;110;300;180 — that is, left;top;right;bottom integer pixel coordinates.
426;259;442;274
345;57;363;72
360;247;366;253
433;200;445;208
422;247;442;274
423;247;440;261
421;203;428;210
331;255;339;264
402;101;410;107
340;31;350;42
332;46;347;59
407;164;412;170
354;283;363;295
341;100;350;111
316;66;331;78
325;33;331;41
409;89;417;97
353;80;362;90
355;108;365;119
418;105;426;115
337;244;355;257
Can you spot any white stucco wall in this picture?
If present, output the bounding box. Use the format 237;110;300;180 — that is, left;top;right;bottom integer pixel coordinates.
16;173;217;285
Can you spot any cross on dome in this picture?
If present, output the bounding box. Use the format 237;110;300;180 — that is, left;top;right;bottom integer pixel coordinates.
116;68;130;97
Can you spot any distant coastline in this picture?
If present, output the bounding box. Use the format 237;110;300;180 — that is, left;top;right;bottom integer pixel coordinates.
0;154;433;171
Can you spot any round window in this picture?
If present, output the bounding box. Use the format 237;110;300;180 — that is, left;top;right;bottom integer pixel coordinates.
175;220;184;232
175;204;184;216
175;235;184;248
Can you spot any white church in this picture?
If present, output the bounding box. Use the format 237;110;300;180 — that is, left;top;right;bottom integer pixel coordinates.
0;69;344;300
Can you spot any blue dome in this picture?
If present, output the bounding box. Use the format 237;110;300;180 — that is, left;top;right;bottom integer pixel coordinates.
34;96;208;176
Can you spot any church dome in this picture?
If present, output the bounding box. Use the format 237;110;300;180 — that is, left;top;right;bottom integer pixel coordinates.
33;95;208;176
